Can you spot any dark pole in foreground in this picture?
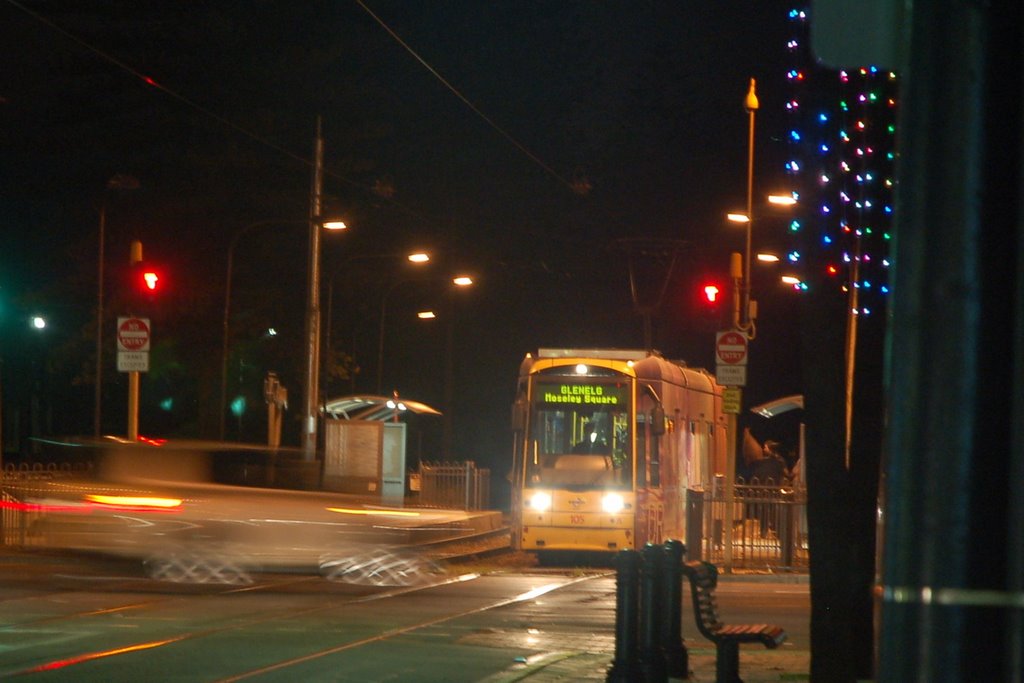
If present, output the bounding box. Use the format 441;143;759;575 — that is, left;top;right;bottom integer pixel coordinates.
661;540;688;678
607;549;641;682
639;542;667;683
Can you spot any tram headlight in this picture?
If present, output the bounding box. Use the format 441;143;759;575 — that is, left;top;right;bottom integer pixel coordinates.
528;492;552;512
601;493;625;514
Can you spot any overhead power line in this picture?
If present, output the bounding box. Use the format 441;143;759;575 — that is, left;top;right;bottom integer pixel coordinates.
355;0;583;195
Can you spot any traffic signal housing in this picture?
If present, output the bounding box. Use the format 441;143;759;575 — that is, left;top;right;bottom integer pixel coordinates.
127;240;164;311
694;275;727;330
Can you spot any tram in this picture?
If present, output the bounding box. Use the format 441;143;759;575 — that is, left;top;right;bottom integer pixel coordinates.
510;349;727;553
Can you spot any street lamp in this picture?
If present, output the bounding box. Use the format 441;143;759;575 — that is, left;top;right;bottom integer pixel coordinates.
94;174;139;438
323;251;432;398
219;217;347;441
376;274;473;394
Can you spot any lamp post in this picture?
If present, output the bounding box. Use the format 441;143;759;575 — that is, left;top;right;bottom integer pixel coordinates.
323;251;431;398
221;219;295;440
742;77;759;332
376;275;473;395
94;174;138;437
219;215;348;441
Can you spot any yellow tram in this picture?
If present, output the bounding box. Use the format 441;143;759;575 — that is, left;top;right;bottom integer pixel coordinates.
511;349;727;554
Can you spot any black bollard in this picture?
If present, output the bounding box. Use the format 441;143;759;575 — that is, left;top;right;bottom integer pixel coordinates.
639;542;668;682
607;548;642;682
661;540;688;679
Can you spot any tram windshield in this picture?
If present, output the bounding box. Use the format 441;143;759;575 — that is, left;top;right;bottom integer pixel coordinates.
527;378;632;489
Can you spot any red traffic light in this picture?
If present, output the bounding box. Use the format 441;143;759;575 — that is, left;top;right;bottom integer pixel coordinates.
142;270;159;290
703;284;721;304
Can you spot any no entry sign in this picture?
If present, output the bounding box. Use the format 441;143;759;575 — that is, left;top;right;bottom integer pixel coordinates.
117;317;151;352
715;330;748;365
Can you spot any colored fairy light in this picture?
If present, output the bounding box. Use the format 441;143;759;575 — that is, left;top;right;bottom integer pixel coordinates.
827;265;838;275
790;220;802;231
784;7;895;306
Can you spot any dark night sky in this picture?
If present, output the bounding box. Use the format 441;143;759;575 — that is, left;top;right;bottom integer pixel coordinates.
1;1;802;476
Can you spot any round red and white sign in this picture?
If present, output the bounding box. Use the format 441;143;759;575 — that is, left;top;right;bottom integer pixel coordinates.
117;317;151;352
715;330;748;365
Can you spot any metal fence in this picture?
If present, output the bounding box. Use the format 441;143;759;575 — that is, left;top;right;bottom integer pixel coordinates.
685;476;809;571
1;462;94;547
412;461;490;510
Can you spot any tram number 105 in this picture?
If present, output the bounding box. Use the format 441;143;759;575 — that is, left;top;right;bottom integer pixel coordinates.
570;514;585;525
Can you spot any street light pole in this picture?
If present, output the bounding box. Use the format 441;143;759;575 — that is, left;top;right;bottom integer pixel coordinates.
220;219;301;441
376;279;409;395
742;77;759;332
301;117;325;460
376;274;473;395
324;252;430;398
94;174;138;437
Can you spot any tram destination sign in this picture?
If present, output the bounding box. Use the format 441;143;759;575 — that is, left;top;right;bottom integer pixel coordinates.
537;382;627;406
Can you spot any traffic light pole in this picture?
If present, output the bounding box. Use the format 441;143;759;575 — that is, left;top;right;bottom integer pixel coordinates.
127;240;143;441
127;371;140;441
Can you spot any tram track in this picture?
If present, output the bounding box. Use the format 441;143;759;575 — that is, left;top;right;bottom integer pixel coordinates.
3;570;488;678
0;559;603;681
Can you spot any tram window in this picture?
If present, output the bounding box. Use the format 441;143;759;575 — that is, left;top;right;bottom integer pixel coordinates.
528;383;632;489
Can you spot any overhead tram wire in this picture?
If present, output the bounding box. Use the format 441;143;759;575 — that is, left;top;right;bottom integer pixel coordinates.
4;0;427;226
9;0;580;227
355;0;581;196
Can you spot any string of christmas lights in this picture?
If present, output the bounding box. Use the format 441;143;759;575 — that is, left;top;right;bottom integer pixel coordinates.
782;6;898;316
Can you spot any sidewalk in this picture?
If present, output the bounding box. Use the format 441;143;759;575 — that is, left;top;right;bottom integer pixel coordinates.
480;571;810;683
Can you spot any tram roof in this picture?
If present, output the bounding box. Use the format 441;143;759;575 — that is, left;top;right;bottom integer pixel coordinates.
536;348;649;361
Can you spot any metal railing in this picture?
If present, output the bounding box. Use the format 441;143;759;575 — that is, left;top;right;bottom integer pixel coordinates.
686;477;809;571
2;462;94;547
412;461;490;510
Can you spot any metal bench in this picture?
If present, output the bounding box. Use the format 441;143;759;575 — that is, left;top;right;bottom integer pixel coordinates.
681;560;787;683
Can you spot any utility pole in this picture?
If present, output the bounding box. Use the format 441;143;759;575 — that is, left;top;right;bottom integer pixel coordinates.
301;118;324;461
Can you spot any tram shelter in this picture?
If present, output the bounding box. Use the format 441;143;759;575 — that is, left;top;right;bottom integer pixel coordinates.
321;395;442;504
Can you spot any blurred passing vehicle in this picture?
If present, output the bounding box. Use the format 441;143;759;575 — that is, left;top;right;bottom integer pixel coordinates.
3;440;452;586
